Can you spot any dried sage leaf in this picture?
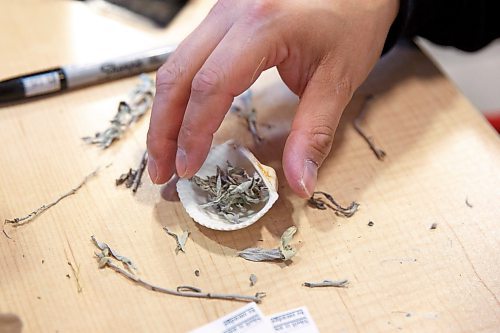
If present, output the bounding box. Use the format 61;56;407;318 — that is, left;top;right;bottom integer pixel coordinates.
308;191;359;218
163;227;190;254
91;235;137;272
82;75;154;148
238;226;298;262
279;226;298;260
238;248;282;262
249;274;257;287
192;162;269;224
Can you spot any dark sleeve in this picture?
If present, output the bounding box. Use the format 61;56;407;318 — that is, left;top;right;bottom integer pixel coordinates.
383;0;500;53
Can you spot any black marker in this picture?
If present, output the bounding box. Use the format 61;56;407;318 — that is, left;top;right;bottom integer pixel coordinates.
0;46;175;103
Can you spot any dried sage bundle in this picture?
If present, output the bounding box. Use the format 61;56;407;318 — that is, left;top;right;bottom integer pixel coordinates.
163;227;190;254
230;90;263;143
238;226;298;262
82;74;154;148
116;151;148;193
192;162;269;224
308;191;359;217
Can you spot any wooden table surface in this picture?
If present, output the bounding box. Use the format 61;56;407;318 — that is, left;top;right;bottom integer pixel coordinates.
1;1;499;332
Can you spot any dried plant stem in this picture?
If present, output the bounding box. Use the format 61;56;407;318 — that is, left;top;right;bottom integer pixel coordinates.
4;168;99;228
303;279;349;288
353;95;386;160
116;151;148;194
68;261;83;293
99;257;265;303
65;240;83;293
132;151;148;193
308;191;359;218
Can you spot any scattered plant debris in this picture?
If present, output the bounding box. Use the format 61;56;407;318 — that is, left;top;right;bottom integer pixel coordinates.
82;74;154;148
238;226;298;262
303;279;349;288
308;191;359;217
353;95;386;160
92;236;265;303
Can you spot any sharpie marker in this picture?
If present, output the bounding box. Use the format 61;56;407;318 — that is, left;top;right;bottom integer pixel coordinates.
0;45;175;103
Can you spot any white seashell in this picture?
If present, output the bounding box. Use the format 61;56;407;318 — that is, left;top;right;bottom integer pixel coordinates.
177;140;279;231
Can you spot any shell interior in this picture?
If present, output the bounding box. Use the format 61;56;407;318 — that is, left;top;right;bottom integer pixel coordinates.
177;141;279;231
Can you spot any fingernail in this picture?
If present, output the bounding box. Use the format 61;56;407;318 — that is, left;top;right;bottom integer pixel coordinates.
147;155;159;183
300;159;318;197
176;148;187;178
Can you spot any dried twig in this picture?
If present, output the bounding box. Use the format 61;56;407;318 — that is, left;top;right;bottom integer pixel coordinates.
65;240;83;293
67;261;83;293
82;75;154;148
308;191;359;217
303;279;349;288
92;236;265;303
116;151;148;193
132;152;148;193
353;95;386;160
230;90;263;143
4;168;99;230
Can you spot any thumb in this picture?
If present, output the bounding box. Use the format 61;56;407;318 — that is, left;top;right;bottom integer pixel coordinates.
283;65;353;198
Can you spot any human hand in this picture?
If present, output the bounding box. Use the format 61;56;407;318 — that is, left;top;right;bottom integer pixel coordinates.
147;0;399;198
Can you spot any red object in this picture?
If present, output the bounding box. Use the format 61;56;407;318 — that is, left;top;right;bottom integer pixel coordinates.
484;110;500;132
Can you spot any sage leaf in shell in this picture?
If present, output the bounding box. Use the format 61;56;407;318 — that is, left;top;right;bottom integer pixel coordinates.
192;162;269;224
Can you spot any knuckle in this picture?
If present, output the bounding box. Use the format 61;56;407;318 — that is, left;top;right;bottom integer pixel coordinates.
247;0;277;21
334;78;354;99
156;61;184;92
210;0;231;17
308;124;335;159
146;129;163;153
191;66;222;95
178;123;195;141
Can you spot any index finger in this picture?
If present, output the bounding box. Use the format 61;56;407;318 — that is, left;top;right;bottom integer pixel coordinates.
175;22;281;178
146;2;236;184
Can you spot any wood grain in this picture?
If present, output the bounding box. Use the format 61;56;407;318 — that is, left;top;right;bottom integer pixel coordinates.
0;1;499;332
